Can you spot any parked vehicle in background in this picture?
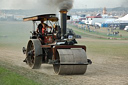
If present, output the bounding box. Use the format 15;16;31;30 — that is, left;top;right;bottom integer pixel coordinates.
124;26;128;32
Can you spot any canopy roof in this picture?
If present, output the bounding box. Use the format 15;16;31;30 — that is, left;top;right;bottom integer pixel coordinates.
115;14;128;23
23;14;59;22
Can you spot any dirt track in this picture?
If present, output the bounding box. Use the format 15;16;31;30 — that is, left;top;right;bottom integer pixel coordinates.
0;39;128;85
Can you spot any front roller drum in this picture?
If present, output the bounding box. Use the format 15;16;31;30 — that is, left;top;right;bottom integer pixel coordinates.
53;49;88;75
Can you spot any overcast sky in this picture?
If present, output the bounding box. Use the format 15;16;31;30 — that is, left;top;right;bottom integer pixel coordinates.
74;0;122;9
0;0;126;9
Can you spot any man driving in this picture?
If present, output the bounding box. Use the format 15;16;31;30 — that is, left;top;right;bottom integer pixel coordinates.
36;19;52;44
36;19;52;35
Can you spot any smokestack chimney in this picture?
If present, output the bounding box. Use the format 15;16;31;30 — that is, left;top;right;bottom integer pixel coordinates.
60;9;68;38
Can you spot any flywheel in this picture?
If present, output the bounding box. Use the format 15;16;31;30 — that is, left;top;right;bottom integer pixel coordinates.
26;39;42;69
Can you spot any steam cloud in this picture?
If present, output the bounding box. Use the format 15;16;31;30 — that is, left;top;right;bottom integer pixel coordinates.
54;0;74;10
0;0;74;12
1;0;128;9
36;0;74;14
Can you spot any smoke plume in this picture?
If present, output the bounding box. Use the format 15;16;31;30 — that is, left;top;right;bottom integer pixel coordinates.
54;0;74;10
0;0;74;13
35;0;74;14
36;0;74;14
12;0;74;14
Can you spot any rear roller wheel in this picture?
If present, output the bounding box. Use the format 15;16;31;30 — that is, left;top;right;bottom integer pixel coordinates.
26;39;42;69
53;49;88;75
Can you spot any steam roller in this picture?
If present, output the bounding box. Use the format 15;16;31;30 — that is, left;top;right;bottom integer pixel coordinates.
22;9;92;75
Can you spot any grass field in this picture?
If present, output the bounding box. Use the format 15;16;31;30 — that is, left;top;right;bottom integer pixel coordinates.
0;66;40;85
78;39;128;59
68;23;128;39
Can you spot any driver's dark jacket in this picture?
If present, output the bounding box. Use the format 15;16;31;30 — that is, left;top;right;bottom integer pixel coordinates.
38;23;43;34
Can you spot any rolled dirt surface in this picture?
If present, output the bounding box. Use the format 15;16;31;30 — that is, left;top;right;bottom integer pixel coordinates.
0;38;128;85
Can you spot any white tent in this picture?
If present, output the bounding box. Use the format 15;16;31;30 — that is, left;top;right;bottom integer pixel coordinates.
115;14;128;23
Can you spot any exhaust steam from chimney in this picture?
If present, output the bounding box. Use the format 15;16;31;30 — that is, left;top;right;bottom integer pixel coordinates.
1;0;128;10
55;0;74;10
37;0;74;13
0;0;74;14
33;0;74;14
